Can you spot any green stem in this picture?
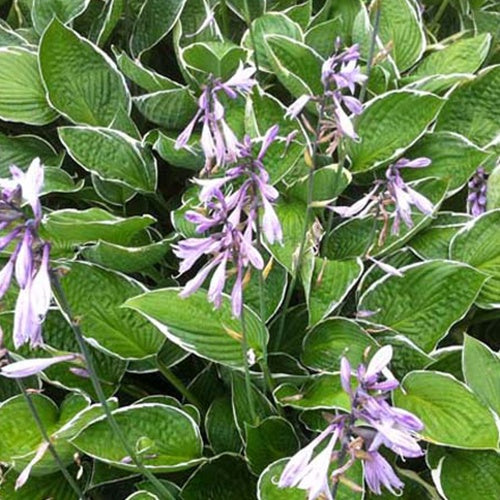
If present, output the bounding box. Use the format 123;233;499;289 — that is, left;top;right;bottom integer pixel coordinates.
16;379;84;499
50;273;171;499
240;305;258;424
156;358;203;410
274;100;327;349
431;0;451;33
243;0;260;72
359;0;382;104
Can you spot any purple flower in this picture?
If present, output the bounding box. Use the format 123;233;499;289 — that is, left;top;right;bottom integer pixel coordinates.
467;167;487;217
15;442;49;490
286;42;365;145
0;159;51;348
0;354;78;378
363;451;404;496
279;345;424;498
175;127;282;316
175;64;256;172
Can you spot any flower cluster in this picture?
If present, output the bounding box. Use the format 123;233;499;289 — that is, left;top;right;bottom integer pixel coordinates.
331;157;434;236
0;159;52;349
175;63;256;173
467;167;487;217
279;346;424;498
174;126;282;316
285;42;366;147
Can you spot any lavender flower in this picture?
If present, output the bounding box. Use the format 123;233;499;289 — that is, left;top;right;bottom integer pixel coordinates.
0;354;79;378
175;63;256;173
0;158;52;348
279;346;424;498
330;157;434;237
467;167;487;217
285;41;366;147
174;126;282;316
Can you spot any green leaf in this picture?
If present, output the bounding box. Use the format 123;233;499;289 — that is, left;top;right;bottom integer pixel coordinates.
130;0;186;57
0;469;81;500
325;178;448;259
264;34;323;99
39;19;130;126
59;126;157;192
0;133;61;176
115;50;182;93
41;208;154;248
150;130;203;170
59;261;165;360
428;448;500;500
82;239;171;273
394;371;499;448
205;397;241;454
463;335;500;415
403;132;490;194
450;209;500;309
376;0;425;71
181;454;256;500
257;458;306;500
301;318;377;372
31;0;90;34
0;24;29;47
426;347;464;382
133;88;197;129
90;0;124;47
435;65;500;148
182;41;246;81
266;197;313;273
410;34;491;79
346;90;445;173
245;417;299;475
487;165;500;210
43;167;84;195
127;492;158;500
91;174;136;206
305;258;363;326
274;374;350;411
358;260;487;352
0;47;58;125
72;403;203;472
125;288;269;368
242;13;303;72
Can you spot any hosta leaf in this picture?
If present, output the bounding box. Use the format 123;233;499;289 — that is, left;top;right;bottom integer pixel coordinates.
301;318;377;373
182;41;246;81
39;19;130;126
59;126;157;192
59;262;165;360
130;0;186;57
0;47;58;125
274;374;350;411
181;454;256;500
125;288;269;368
92;174;136;206
358;260;487;352
428;448;500;500
89;0;124;47
82;239;171;273
72;403;203;472
435;65;500;148
450;210;500;309
133;88;197;129
245;417;299;475
150;130;204;170
403;132;490;195
346;90;444;173
305;258;363;326
394;371;499;448
410;34;491;79
0;133;61;176
31;0;90;34
463;335;500;415
43;167;84;195
205;397;241;454
375;0;425;71
41;208;154;248
264;34;323;99
242;13;303;72
487;165;500;210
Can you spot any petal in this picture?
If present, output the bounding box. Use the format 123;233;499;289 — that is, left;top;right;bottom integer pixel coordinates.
1;354;77;378
365;346;393;379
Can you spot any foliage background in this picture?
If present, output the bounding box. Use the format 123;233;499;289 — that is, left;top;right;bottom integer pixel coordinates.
0;0;499;499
